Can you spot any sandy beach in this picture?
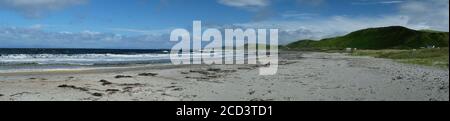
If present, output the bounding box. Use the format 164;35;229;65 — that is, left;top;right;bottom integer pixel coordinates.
0;52;448;101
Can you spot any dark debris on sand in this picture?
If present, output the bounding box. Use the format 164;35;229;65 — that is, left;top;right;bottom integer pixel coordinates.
57;77;148;97
172;88;184;91
106;89;120;93
58;84;89;91
248;90;256;95
115;75;133;79
250;98;275;101
0;94;3;97
207;68;221;72
164;85;184;91
99;79;145;87
58;84;105;97
117;83;145;87
238;67;253;70
138;73;158;76
184;68;239;82
99;80;113;86
189;68;237;75
91;93;104;97
279;60;297;65
207;68;237;73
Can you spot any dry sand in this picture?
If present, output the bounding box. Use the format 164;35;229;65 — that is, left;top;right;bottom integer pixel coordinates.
0;52;448;101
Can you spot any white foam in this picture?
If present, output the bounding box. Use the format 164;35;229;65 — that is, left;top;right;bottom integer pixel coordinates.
0;53;170;65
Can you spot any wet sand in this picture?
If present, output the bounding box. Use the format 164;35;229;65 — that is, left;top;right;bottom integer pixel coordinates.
0;52;448;101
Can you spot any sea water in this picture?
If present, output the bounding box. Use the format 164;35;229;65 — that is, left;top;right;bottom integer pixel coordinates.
0;48;172;72
0;48;251;73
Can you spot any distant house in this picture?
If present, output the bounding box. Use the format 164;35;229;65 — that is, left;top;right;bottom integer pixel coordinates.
346;48;352;52
420;45;436;49
345;48;357;52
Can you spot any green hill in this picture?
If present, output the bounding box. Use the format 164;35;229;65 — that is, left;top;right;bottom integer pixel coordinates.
286;26;449;50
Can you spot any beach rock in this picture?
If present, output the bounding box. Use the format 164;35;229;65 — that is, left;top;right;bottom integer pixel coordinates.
115;75;133;79
0;94;3;97
138;73;158;76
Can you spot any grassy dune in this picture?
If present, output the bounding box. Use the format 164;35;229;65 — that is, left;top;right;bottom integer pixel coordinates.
286;26;449;50
351;48;449;68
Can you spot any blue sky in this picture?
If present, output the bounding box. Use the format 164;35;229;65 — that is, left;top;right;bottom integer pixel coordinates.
0;0;449;49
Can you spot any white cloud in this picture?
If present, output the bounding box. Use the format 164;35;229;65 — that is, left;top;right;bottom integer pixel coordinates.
232;15;433;44
351;0;404;5
0;0;88;18
0;27;172;49
29;24;44;29
218;0;269;8
281;11;318;19
380;1;404;4
1;0;448;48
399;0;449;31
110;28;172;36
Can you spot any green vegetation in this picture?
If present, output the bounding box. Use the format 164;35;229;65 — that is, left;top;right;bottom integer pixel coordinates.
351;48;449;68
283;26;449;68
286;26;449;50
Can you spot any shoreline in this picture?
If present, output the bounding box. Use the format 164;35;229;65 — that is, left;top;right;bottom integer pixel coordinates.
0;63;189;76
0;51;448;101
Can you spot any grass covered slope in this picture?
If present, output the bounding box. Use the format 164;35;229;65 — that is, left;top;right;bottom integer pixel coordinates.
287;26;449;50
351;48;449;68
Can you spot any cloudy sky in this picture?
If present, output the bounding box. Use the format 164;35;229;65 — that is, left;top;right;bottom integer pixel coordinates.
0;0;449;49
